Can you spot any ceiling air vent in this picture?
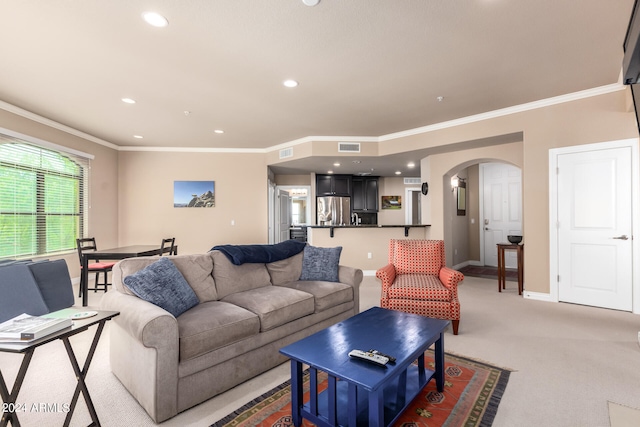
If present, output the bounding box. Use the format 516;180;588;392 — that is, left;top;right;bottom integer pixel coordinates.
279;147;293;159
338;142;361;153
404;177;421;185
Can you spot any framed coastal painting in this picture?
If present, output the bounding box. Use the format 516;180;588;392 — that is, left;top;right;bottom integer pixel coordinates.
174;181;215;207
381;195;402;209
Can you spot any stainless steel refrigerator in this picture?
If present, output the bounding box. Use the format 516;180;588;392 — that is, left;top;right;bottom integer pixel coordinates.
317;196;351;226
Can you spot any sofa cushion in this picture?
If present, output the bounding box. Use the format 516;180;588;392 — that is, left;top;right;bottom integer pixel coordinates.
221;286;314;332
266;252;303;285
393;240;442;275
388;274;452;301
299;245;342;282
115;255;217;302
211;250;272;299
169;255;218;302
176;301;260;361
123;257;199;317
277;280;353;313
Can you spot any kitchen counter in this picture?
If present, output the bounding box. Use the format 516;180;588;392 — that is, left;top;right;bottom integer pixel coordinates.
308;224;430;237
307;225;431;271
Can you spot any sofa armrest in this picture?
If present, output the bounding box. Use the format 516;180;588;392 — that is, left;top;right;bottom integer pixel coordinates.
338;265;363;313
100;289;178;347
100;289;180;422
338;265;363;288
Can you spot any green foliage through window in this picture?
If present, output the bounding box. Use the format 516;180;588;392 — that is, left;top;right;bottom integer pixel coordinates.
0;140;88;259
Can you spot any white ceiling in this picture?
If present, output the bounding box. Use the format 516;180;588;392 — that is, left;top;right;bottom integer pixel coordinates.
0;0;635;176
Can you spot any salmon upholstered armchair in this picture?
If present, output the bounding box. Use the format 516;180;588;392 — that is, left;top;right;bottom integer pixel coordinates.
376;239;464;334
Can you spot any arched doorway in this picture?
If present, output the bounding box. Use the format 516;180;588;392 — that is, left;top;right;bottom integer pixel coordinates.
443;161;522;269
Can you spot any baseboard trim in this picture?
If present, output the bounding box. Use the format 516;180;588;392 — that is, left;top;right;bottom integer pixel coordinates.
523;291;554;302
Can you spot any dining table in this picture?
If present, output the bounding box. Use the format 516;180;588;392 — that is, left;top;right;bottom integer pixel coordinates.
81;244;178;306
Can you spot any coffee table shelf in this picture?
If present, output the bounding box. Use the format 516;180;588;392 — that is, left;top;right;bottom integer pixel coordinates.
280;307;449;427
301;363;435;426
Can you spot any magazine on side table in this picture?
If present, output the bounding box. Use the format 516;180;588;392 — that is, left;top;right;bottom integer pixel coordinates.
0;313;72;342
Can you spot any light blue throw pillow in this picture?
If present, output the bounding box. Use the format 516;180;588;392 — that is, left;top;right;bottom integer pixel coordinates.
123;257;199;317
299;245;342;282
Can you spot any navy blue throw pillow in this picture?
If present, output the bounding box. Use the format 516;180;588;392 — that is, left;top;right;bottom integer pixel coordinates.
123;257;199;317
300;245;342;282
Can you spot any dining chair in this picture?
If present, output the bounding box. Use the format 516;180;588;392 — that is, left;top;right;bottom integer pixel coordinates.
160;237;176;256
76;238;116;297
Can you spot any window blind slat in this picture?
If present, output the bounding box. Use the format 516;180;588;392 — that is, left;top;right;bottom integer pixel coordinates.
0;135;89;259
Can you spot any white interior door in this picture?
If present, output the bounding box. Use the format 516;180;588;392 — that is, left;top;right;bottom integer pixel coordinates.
276;189;291;243
405;187;421;225
482;163;522;267
557;147;632;311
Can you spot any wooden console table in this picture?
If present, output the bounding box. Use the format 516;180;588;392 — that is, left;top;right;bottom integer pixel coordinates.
497;243;524;295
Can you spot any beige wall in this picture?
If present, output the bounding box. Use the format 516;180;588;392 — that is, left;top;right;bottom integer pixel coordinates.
378;177;409;224
2;87;636;297
308;226;429;271
448;168;470;266
0;109;118;279
274;174;311;186
397;89;637;294
467;165;481;262
117;151;270;254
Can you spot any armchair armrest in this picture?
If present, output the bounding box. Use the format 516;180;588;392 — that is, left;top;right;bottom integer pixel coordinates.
376;263;397;290
439;267;464;297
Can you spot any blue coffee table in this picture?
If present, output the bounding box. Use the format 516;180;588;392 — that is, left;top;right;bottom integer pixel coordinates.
279;307;449;427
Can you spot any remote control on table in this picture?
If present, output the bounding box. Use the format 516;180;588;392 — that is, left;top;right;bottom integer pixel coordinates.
348;349;389;366
368;350;396;363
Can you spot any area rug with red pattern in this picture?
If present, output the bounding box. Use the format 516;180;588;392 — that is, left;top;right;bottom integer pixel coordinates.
211;351;510;427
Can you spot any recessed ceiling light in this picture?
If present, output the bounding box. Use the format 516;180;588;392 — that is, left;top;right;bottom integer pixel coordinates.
327;170;334;174
283;80;299;88
214;130;224;134
333;162;340;167
437;96;444;102
395;171;402;175
407;162;415;168
352;160;361;164
142;11;169;27
133;135;143;139
303;0;320;6
122;98;136;104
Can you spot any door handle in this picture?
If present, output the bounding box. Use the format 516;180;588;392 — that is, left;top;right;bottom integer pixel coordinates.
613;235;629;240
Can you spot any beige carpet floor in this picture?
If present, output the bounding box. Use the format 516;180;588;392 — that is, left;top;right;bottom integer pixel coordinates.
2;275;640;426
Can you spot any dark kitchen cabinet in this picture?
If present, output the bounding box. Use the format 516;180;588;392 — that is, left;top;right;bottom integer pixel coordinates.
352;177;378;211
316;174;351;196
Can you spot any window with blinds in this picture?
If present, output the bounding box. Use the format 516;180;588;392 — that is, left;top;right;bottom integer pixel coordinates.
0;135;89;259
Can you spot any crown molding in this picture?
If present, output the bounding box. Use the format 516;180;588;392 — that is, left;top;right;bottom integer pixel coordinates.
265;135;379;153
0;100;119;150
0;82;627;153
378;82;627;142
117;145;265;153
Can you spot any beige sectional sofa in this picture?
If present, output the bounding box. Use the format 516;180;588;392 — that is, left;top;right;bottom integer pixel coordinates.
99;249;363;423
